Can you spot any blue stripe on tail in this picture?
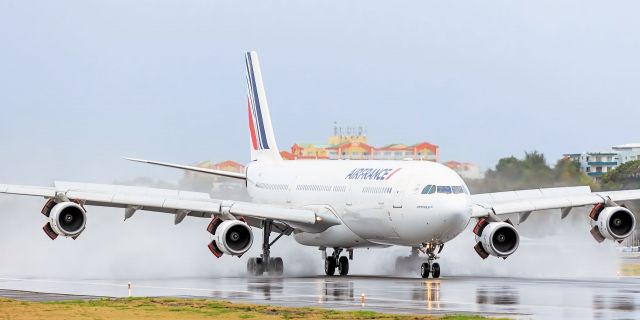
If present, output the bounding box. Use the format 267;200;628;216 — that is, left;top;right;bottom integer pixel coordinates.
246;53;270;150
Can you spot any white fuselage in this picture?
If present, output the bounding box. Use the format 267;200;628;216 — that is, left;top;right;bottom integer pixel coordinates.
245;160;472;249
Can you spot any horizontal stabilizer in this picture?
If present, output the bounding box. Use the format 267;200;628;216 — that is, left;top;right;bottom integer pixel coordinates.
125;158;246;180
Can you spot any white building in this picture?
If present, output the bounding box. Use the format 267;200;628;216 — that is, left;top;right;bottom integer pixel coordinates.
564;152;619;178
612;143;640;163
444;161;484;180
564;143;640;179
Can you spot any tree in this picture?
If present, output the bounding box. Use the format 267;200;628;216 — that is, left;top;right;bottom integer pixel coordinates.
466;151;594;193
601;160;640;190
553;158;595;188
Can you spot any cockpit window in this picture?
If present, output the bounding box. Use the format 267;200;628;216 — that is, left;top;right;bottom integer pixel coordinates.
436;186;452;194
421;185;436;194
452;186;465;194
422;185;468;195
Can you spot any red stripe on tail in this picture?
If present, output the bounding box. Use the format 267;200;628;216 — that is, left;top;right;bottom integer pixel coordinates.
247;98;258;150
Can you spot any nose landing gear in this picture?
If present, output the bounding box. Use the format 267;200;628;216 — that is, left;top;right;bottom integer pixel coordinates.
323;248;352;276
396;243;443;278
420;243;443;279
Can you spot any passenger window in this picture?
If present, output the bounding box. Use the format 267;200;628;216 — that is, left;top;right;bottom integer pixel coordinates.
437;186;452;194
421;185;435;194
452;186;465;194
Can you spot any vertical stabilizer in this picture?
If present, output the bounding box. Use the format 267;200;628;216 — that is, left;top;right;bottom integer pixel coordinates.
245;51;282;162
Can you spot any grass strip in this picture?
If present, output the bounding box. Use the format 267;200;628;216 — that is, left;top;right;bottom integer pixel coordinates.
0;297;505;320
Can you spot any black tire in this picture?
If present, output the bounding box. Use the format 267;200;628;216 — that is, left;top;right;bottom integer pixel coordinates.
270;257;284;276
338;256;349;276
420;262;430;278
325;256;336;276
431;263;440;278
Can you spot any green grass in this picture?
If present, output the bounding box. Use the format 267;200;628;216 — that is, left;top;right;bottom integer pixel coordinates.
1;297;507;320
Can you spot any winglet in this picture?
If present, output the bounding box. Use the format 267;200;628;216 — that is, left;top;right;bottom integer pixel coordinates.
125;158;246;180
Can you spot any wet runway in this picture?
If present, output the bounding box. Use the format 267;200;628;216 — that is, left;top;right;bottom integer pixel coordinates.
1;275;639;319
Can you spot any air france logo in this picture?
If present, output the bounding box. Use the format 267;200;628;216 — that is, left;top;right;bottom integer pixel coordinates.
345;168;402;180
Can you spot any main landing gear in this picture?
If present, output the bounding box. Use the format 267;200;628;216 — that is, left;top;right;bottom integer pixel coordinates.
323;248;352;276
395;244;443;278
247;220;284;276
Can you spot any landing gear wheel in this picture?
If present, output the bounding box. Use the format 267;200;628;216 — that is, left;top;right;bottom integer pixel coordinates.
431;263;440;278
338;256;349;276
420;262;430;278
247;257;264;276
269;257;284;276
325;256;336;276
245;220;288;277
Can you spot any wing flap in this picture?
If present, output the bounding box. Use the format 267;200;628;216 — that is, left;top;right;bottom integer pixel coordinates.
162;198;221;213
229;202;316;225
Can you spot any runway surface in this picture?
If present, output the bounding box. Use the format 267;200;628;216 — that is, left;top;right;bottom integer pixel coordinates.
1;275;639;319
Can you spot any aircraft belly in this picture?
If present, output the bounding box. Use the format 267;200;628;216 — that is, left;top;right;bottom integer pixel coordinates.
339;206;401;242
293;224;377;248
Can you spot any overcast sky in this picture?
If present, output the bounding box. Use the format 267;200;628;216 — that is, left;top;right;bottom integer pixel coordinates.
1;1;639;185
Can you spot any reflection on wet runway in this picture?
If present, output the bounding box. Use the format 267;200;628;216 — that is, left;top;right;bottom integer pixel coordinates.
1;275;639;319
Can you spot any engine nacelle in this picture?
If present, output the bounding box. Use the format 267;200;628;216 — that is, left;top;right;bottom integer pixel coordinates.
212;220;253;256
48;202;87;238
474;221;520;259
590;205;636;242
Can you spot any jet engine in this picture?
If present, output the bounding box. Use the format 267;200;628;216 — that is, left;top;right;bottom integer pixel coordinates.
589;204;636;242
43;201;87;239
207;219;253;257
473;219;520;259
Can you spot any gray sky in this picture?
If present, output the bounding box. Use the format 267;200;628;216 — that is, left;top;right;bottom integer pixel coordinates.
1;1;639;184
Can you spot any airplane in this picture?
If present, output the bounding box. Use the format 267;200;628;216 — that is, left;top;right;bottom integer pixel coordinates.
1;51;639;278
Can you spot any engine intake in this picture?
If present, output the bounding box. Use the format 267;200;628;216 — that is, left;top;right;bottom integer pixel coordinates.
590;205;636;242
45;202;87;239
209;220;253;257
473;220;520;259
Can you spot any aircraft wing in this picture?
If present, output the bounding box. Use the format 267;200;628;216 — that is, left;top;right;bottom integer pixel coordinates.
0;181;340;232
471;186;640;222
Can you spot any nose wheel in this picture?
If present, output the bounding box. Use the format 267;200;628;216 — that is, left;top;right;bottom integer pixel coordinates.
421;262;441;278
399;244;442;278
420;244;443;278
323;248;351;276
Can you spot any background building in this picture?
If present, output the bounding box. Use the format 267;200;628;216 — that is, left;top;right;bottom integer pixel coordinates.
185;160;245;177
613;144;640;163
182;160;247;199
283;126;440;161
564;152;619;178
564;143;640;178
190;127;485;187
444;161;484;180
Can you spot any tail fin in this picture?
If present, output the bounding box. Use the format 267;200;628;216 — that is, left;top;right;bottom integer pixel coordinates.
245;51;282;162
